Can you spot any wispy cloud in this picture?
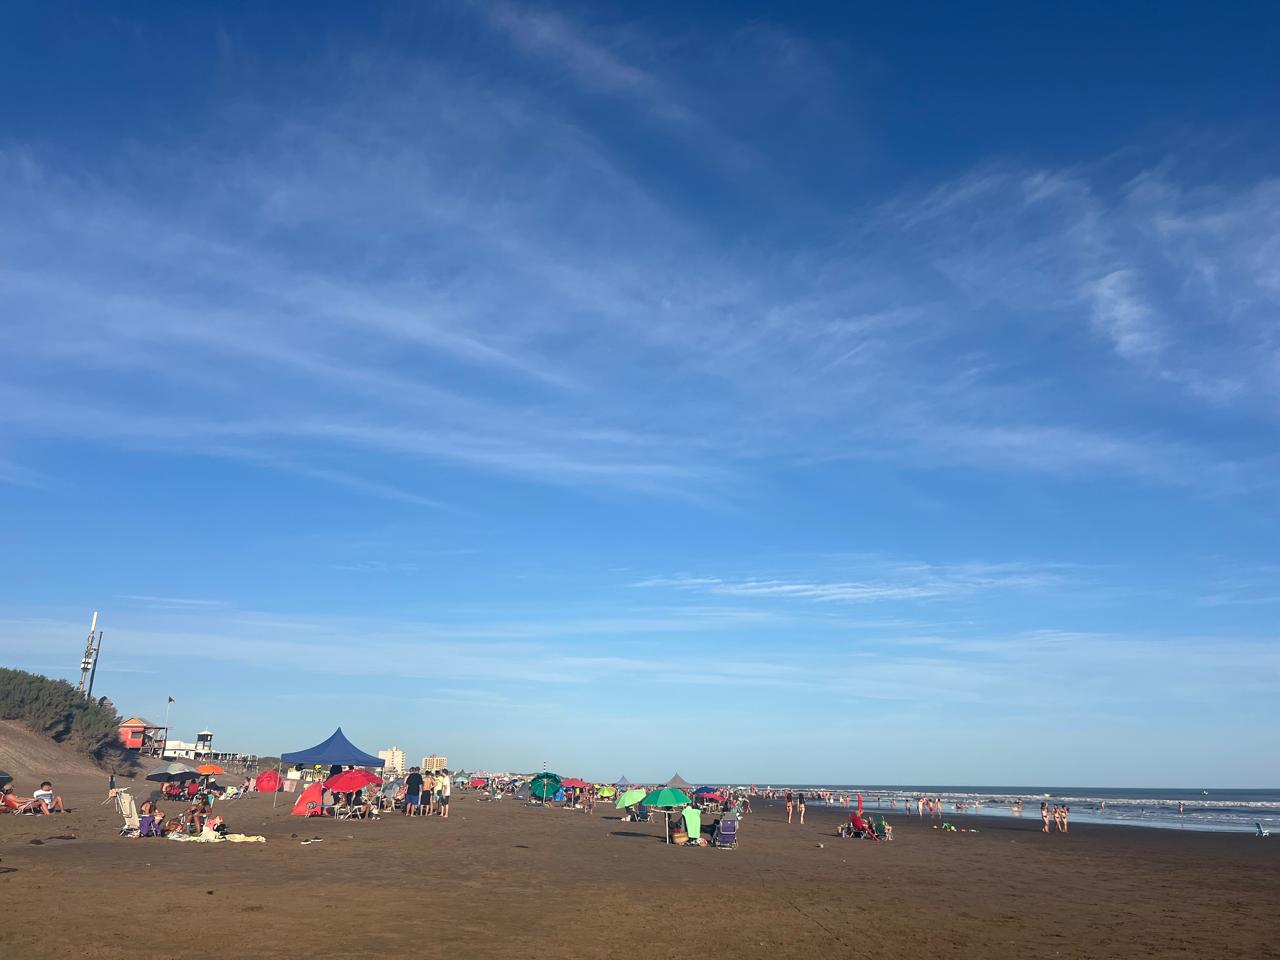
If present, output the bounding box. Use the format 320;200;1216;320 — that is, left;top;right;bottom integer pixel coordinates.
635;558;1065;605
1;10;1276;509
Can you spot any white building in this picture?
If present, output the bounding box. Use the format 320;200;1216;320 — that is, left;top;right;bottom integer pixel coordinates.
378;747;406;775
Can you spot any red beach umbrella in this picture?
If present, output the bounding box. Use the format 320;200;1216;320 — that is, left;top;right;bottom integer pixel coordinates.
560;777;590;789
324;769;383;792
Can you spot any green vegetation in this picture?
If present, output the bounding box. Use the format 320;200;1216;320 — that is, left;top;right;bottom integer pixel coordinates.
0;667;134;768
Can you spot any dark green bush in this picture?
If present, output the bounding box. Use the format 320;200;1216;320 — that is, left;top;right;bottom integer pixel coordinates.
0;667;134;768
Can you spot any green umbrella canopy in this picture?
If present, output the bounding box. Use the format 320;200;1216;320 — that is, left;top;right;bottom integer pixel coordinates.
643;787;691;809
598;786;617;798
615;787;646;808
529;772;562;799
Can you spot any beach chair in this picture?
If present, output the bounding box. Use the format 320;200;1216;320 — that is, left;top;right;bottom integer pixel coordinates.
713;817;738;848
115;789;140;837
1257;821;1271;838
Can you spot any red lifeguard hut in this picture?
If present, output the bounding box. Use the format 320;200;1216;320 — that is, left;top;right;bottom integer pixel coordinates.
118;717;167;755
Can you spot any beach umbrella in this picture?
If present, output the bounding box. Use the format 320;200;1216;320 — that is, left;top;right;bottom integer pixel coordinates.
0;770;12;789
325;769;382;792
529;772;562;800
644;787;691;808
598;786;616;799
146;762;201;783
381;777;404;798
469;777;487;789
643;787;692;844
196;764;225;776
560;777;590;789
615;788;646;809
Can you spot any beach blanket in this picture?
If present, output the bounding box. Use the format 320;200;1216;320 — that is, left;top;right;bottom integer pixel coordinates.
167;831;266;843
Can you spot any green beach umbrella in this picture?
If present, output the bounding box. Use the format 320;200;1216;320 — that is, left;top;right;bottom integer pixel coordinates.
643;787;691;809
529;772;562;800
598;786;616;799
615;787;646;809
642;787;691;843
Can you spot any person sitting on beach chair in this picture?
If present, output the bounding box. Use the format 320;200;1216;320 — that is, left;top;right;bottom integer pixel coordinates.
138;798;166;837
1258;821;1271;838
2;785;49;815
841;810;879;839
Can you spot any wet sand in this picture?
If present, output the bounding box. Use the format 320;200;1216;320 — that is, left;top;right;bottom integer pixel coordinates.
2;775;1277;959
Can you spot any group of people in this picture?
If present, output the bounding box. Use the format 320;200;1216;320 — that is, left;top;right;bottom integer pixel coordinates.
401;766;451;818
1;780;66;815
784;790;807;824
1042;801;1070;833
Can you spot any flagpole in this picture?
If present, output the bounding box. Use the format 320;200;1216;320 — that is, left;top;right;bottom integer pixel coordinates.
162;697;172;758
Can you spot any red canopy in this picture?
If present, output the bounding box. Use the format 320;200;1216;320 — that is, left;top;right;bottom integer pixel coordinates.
702;792;727;803
324;770;382;792
560;777;589;789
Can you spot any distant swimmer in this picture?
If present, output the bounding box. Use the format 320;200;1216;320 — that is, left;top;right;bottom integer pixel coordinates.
1179;801;1185;815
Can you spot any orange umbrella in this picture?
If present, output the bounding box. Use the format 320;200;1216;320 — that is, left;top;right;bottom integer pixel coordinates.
196;764;225;776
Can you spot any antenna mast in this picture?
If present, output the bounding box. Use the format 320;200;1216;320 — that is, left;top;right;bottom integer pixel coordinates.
77;611;103;700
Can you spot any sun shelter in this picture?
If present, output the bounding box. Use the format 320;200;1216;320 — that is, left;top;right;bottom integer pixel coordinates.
274;727;384;808
254;769;282;793
614;776;633;788
664;773;694;790
291;782;327;817
280;728;385;768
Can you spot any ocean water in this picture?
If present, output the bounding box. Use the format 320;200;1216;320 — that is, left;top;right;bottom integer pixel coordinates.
750;785;1279;834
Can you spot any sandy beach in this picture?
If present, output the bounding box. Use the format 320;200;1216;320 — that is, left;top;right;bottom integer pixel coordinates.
3;771;1277;959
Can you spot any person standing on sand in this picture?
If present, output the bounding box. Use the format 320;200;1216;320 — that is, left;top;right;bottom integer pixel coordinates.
785;790;794;824
1061;805;1070;833
798;792;807;825
404;767;423;817
1041;802;1051;833
439;769;450;818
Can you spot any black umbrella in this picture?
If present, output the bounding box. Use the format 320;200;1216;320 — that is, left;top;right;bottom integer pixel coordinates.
145;762;201;783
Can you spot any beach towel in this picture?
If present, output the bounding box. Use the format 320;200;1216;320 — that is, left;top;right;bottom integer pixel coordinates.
682;806;702;842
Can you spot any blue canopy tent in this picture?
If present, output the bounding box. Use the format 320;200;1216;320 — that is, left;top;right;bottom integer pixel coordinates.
281;727;385;768
272;727;384;808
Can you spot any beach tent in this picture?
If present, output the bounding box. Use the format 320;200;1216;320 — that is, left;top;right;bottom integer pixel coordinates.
614;776;633;788
280;728;385;768
255;769;282;793
291;782;327;817
664;773;694;790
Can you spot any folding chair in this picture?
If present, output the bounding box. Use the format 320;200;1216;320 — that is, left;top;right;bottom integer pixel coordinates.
713;816;738;848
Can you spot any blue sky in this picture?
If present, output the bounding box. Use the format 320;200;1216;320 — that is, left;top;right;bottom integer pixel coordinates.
1;2;1277;786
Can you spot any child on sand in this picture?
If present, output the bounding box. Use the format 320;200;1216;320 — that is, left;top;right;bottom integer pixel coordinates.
33;781;66;812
